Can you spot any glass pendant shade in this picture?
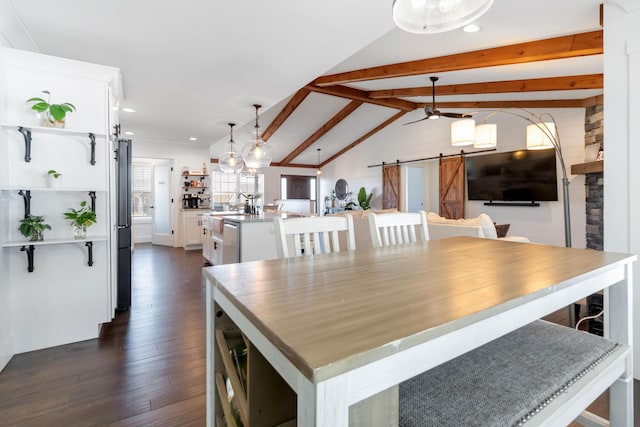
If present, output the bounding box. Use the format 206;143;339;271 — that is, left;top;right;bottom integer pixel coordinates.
242;104;273;169
474;123;497;148
392;0;494;34
451;118;476;146
219;123;244;173
526;122;555;150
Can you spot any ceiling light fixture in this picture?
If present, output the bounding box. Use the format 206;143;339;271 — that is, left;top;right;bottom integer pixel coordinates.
462;23;481;32
219;123;244;174
189;137;198;141
242;104;273;169
392;0;494;34
316;148;323;176
121;107;136;113
124;131;134;135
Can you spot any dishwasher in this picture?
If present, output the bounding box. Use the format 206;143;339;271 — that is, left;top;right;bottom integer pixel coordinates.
222;221;239;264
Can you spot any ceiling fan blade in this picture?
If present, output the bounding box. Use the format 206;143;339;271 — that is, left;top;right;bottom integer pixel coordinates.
402;117;429;126
441;112;467;119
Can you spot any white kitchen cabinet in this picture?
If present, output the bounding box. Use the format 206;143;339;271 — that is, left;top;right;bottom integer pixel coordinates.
182;210;204;250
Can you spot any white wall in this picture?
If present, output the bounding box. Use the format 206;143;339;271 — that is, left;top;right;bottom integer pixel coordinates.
133;139;210;247
0;48;119;366
320;108;587;248
603;0;640;378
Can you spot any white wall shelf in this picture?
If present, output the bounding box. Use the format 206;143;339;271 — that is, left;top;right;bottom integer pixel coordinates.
2;236;107;273
1;187;107;192
0;123;106;164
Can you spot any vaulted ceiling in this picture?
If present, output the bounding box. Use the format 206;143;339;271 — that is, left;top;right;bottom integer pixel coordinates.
1;0;603;166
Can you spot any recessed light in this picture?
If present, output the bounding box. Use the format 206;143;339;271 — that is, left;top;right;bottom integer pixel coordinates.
125;131;134;135
122;107;136;113
189;137;198;141
463;24;481;33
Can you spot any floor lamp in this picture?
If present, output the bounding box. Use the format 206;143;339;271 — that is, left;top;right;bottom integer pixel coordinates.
452;109;572;248
453;109;575;325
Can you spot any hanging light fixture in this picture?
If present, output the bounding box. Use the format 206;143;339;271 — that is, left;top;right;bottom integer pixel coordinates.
219;123;244;173
316;148;323;175
474;123;497;148
451;118;476;146
526;122;555;150
242;104;273;169
392;0;494;34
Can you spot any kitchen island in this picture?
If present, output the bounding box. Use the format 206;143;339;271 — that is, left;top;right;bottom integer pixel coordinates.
201;212;303;265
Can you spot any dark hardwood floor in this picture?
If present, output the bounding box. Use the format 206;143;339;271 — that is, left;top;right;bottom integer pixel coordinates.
0;243;637;426
0;244;207;426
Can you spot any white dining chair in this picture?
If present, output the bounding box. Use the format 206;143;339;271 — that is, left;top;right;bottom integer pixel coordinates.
367;210;429;248
273;215;356;258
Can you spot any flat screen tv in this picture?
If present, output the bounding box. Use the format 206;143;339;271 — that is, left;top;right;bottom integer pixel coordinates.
466;150;558;202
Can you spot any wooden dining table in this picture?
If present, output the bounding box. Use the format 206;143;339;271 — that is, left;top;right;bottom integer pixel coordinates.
203;237;635;426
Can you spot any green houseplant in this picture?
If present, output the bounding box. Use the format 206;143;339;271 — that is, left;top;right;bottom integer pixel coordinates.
46;169;62;187
64;201;96;239
26;90;76;128
357;187;373;210
18;215;51;241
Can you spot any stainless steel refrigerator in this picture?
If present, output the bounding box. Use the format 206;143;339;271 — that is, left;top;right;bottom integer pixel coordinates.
116;138;132;310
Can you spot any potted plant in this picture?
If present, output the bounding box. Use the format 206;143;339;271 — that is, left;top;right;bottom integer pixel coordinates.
18;215;51;241
64;201;96;239
26;90;76;128
358;187;373;210
45;169;62;188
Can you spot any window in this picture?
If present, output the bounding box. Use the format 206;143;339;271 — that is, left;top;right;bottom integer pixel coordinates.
280;175;316;200
132;162;153;217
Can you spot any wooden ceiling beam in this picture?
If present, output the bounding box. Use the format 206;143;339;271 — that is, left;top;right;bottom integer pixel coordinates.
279;100;363;165
416;99;593;109
262;88;311;142
320;111;408;168
369;74;604;99
306;84;418;111
312;30;603;87
581;94;604;107
269;162;317;168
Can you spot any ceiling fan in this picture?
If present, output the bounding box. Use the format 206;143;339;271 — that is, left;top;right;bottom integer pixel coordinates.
404;76;473;125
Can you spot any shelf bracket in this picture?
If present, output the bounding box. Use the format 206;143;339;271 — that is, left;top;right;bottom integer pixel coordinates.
88;191;96;212
18;190;31;218
88;133;96;165
21;245;35;272
18;126;32;162
85;241;94;266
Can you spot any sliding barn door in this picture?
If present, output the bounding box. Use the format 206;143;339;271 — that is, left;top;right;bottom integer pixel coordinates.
439;156;465;219
382;164;400;209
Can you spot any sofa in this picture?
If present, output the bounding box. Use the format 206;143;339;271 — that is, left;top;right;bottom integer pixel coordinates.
331;210;529;249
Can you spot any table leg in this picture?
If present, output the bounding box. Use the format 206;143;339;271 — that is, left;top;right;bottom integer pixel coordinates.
606;263;634;426
298;376;349;426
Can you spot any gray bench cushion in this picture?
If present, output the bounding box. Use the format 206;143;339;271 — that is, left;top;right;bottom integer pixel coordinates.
400;320;619;426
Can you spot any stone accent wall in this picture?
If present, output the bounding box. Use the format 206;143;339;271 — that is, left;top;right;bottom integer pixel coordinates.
584;105;604;250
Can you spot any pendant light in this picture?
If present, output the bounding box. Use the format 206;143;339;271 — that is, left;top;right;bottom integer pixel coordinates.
219;123;244;173
242;104;273;169
392;0;494;34
316;148;323;175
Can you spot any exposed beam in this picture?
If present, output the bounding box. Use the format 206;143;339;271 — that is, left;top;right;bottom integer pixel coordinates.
369;74;604;99
262;88;311;142
581;94;603;107
269;162;317;169
280;101;363;165
312;30;603;87
416;99;593;109
320;111;408;167
306;84;417;111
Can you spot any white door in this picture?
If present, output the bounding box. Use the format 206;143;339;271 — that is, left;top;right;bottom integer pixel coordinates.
152;161;174;246
406;166;426;212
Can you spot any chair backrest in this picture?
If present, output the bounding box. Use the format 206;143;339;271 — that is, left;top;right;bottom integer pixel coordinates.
274;215;356;258
368;210;429;248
